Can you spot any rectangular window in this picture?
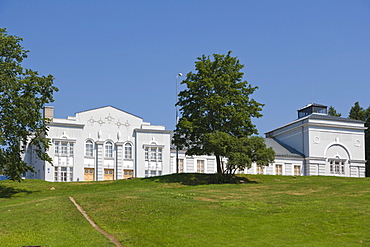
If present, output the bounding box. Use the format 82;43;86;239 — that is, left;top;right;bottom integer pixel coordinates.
54;142;59;154
150;147;157;161
158;148;162;161
69;143;74;155
150;170;156;176
330;160;344;174
86;142;93;157
330;161;334;173
294;165;301;176
145;170;148;177
178;159;184;173
197;160;204;173
69;167;73;181
256;165;263;174
125;144;132;159
61;167;67;182
145;148;149;161
276;164;282;175
105;143;113;158
61;143;68;155
54;166;58;181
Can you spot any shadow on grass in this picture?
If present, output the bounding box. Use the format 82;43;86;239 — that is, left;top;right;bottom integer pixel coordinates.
144;173;258;186
0;185;35;198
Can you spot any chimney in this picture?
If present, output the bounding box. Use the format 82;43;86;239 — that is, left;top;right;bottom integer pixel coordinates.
43;106;54;121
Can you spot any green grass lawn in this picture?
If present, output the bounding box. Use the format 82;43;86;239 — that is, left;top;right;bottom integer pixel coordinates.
1;174;369;246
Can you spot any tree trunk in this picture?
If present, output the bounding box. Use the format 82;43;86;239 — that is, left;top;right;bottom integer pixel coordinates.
215;154;222;174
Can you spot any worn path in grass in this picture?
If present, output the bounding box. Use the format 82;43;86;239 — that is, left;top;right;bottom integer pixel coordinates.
69;196;123;247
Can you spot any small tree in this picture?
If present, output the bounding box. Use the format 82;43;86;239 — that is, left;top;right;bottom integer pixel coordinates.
0;28;58;181
173;51;274;175
328;106;341;117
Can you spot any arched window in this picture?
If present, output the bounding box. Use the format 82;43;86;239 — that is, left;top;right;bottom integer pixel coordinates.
125;143;132;159
85;140;93;157
105;141;113;158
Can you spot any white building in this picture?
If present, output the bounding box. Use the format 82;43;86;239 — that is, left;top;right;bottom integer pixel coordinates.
261;104;367;177
23;103;366;181
23;106;172;182
172;104;367;178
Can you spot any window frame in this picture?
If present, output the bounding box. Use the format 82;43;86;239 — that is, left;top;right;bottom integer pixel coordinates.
105;141;113;158
329;159;345;175
85;140;94;157
275;164;283;175
197;160;205;173
144;145;164;162
178;158;184;173
124;143;132;159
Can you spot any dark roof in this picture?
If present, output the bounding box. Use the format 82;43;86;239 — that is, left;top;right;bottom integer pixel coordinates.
170;130;303;159
307;113;364;123
264;138;304;158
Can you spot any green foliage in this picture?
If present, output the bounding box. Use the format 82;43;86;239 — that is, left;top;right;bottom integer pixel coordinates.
328;106;341;117
1;176;370;246
348;102;370;177
0;28;58;181
349;102;365;120
205;132;274;175
173;51;274;174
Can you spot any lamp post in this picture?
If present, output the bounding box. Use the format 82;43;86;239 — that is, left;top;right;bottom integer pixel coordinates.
176;73;182;173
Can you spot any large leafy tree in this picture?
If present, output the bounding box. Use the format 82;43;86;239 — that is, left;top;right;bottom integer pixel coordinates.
173;51;274;175
0;28;58;181
348;102;370;176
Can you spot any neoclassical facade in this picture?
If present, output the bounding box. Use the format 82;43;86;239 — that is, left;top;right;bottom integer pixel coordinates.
23;106;171;182
22;103;366;181
261;104;366;177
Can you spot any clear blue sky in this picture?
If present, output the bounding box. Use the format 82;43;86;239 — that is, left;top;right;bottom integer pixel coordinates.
1;0;369;135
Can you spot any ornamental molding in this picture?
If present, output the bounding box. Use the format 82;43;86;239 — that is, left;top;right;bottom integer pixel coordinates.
354;139;361;147
88;115;131;129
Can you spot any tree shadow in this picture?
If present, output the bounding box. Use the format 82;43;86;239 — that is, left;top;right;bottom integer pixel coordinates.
0;185;35;198
144;173;258;186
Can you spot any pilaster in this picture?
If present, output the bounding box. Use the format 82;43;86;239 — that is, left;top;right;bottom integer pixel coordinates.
116;142;124;180
95;141;104;181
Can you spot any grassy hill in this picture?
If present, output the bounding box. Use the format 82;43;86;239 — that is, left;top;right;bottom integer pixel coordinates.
1;174;369;246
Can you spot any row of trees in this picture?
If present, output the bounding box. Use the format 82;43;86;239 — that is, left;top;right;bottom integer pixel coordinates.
329;103;370;176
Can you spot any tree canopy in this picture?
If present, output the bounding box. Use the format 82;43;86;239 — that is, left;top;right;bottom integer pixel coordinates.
0;28;58;181
173;51;274;175
328;106;341;117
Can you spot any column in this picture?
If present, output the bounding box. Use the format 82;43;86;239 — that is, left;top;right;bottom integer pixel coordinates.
116;142;124;180
96;141;104;181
